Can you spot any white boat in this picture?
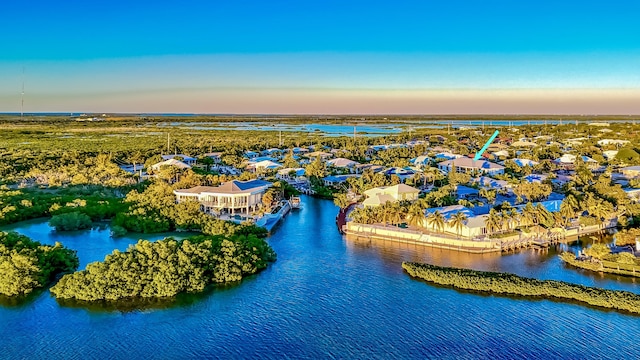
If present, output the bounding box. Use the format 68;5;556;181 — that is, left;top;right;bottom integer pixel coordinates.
290;196;301;209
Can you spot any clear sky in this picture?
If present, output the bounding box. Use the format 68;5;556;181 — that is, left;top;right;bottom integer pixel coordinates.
1;0;640;114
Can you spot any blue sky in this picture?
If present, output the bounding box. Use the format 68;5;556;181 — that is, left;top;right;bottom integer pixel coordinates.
1;0;640;114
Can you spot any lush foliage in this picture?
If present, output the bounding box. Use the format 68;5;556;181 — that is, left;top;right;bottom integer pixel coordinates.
49;212;93;231
50;234;276;301
0;186;126;226
0;232;79;296
615;228;640;246
403;261;640;314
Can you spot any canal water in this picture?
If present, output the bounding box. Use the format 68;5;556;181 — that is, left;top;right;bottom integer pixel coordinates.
1;196;639;359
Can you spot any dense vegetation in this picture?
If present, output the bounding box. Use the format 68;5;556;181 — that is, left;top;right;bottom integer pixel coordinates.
49;212;93;231
0;232;79;296
403;261;640;314
50;234;276;301
0;185;126;226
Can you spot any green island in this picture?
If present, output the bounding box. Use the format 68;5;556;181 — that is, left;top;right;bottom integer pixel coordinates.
402;262;640;315
50;234;275;301
0;231;79;297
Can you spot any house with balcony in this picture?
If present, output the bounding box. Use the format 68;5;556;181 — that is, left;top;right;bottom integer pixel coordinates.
173;179;272;216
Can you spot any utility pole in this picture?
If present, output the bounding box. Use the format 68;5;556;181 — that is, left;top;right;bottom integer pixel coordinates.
21;67;24;121
353;125;356;141
167;133;170;153
279;130;283;147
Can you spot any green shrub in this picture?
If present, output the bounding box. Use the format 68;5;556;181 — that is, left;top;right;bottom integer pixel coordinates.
50;234;276;301
49;212;92;231
0;232;79;296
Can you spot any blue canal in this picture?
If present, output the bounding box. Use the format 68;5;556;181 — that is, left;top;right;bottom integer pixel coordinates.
1;196;639;359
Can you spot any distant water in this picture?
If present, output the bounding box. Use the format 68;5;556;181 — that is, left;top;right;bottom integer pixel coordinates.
1;198;639;359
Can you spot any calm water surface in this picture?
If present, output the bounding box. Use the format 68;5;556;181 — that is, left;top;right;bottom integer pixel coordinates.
1;197;639;359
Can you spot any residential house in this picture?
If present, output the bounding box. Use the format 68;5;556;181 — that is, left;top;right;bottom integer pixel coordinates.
554;154;598;170
438;157;505;175
620;166;640;179
362;184;420;207
162;154;197;166
327;158;359;172
323;174;360;187
276;168;306;182
151;158;192;171
173;179;272;216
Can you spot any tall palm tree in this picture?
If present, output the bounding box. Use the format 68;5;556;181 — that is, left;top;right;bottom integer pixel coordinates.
484;209;502;234
406;203;425;227
448;212;468;238
427;210;446;233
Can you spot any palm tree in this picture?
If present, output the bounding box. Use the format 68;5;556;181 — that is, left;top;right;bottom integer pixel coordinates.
484;209;502;235
521;202;536;227
427;210;446;233
448;212;468;238
406;203;425;228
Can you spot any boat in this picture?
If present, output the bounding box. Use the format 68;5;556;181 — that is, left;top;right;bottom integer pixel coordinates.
290;196;301;209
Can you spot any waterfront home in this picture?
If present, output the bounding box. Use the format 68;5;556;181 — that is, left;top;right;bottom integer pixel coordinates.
619;166;640;179
173;179;272;216
327;158;359;172
438;157;505;175
422;205;488;237
161;154;197;166
362;184;420;207
151;158;192;171
554;154;598;170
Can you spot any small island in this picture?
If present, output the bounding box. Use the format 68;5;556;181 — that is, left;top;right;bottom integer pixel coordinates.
403;261;640;315
0;231;79;297
50;234;276;301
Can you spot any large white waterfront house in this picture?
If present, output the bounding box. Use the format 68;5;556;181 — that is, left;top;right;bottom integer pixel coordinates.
173;179;272;215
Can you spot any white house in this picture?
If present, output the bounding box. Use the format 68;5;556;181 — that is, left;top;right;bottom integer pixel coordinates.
362;184;420;207
173;179;272;216
162;154;197;166
554;154;598;170
438;157;505;175
276;167;306;182
151;158;192;171
327;158;359;170
247;160;282;172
